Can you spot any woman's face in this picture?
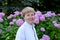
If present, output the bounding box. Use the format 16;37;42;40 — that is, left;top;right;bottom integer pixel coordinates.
24;12;35;24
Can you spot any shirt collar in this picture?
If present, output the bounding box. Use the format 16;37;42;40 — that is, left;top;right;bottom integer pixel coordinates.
24;21;35;28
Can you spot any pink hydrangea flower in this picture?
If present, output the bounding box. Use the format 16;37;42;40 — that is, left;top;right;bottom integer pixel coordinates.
14;11;21;17
34;14;40;24
39;15;45;21
35;11;42;17
35;14;39;19
40;34;50;40
12;19;16;22
34;18;39;24
52;12;56;16
40;27;45;32
44;11;52;17
13;14;16;17
0;12;5;18
0;18;3;22
9;21;14;25
54;23;60;28
57;14;60;16
16;19;24;26
7;14;14;19
52;20;57;24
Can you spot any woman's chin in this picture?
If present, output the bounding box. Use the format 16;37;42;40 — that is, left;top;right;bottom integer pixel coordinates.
29;22;34;24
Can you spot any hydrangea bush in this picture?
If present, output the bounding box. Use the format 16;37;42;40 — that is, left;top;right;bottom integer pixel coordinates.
0;11;60;40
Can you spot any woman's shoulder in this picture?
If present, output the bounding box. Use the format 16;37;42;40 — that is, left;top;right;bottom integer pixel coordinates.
18;23;26;31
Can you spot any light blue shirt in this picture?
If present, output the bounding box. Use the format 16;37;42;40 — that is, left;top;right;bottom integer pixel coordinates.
15;21;38;40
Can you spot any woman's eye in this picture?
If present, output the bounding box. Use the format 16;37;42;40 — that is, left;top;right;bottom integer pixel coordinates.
31;14;34;16
27;15;30;16
26;14;34;16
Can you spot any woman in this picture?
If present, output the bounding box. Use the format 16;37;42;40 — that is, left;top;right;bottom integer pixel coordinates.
15;7;38;40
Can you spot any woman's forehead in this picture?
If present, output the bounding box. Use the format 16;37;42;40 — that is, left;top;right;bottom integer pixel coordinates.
25;12;34;15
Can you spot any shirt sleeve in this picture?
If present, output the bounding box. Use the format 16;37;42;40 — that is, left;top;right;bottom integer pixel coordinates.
15;27;25;40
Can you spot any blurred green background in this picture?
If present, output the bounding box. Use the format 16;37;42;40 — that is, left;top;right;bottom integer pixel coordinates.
0;0;60;15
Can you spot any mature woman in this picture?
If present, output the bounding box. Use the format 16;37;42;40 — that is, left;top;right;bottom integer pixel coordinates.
15;7;38;40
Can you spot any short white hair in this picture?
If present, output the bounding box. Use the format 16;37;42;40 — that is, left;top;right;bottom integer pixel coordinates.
22;7;35;16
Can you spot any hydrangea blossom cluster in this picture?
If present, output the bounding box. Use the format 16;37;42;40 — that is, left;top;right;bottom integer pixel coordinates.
34;11;45;24
7;11;21;19
44;11;56;17
40;27;45;32
16;19;24;26
0;12;5;22
40;34;50;40
53;20;60;28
